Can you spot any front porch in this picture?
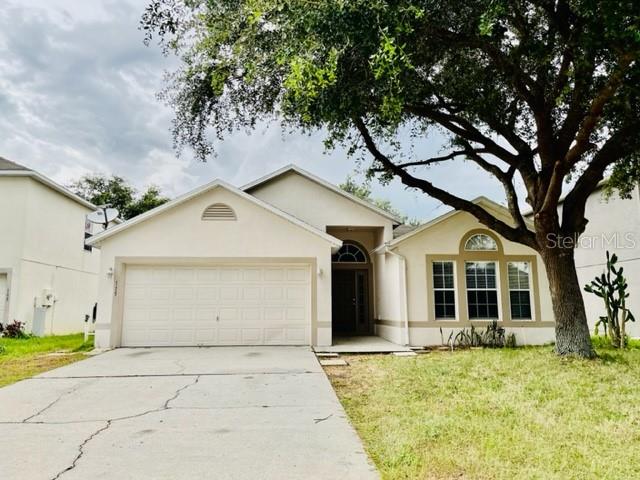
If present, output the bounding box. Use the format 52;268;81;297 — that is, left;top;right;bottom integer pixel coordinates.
314;335;412;353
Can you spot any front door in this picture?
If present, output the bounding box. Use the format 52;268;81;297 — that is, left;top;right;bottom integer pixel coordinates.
332;269;370;335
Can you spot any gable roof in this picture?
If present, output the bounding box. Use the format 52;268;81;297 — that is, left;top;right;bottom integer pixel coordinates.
0;156;97;210
242;164;402;225
384;196;533;249
86;178;343;248
0;156;30;171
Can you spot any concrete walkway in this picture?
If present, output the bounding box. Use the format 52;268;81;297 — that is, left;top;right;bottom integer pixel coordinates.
0;347;378;480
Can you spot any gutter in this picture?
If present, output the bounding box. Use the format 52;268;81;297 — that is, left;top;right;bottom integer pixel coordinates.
377;243;410;346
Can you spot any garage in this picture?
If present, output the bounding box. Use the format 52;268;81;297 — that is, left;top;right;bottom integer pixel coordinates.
121;264;311;346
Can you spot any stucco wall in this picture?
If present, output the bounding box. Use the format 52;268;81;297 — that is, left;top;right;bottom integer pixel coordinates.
563;187;640;337
93;186;335;348
248;171;396;241
0;176;99;333
389;210;554;347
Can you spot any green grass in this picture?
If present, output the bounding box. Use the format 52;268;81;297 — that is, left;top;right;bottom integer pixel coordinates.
325;343;640;480
0;334;92;387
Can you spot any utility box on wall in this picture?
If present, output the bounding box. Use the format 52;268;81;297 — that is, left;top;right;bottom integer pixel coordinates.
32;307;47;337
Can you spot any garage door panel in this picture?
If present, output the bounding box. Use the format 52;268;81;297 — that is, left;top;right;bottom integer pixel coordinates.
122;264;311;346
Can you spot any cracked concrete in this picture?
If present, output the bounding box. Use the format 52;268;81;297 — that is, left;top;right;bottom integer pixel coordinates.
0;347;378;479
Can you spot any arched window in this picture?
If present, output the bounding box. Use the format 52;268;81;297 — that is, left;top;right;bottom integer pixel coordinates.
201;203;236;221
464;233;498;251
332;242;368;263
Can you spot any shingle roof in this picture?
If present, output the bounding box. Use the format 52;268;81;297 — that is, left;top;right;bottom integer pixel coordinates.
0;156;31;171
393;224;419;238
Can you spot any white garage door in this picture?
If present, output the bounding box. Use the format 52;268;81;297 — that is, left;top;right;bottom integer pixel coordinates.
121;264;311;346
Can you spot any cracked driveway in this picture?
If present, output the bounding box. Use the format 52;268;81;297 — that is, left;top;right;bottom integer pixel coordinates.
0;347;378;479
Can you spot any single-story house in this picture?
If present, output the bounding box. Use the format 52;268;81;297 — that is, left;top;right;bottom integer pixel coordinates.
0;157;101;334
88;165;555;348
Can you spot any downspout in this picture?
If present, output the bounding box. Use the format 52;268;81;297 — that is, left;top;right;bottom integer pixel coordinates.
384;245;410;346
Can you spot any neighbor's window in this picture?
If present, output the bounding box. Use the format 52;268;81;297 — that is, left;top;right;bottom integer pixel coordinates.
465;261;499;319
432;261;456;319
508;262;532;320
464;233;498;251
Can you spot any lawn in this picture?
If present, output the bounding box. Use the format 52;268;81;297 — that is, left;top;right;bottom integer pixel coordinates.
325;342;640;480
0;334;92;387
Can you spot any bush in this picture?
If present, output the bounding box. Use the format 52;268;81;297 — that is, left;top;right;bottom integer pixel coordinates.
0;320;29;339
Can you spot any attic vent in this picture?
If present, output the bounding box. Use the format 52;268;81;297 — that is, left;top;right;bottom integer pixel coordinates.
202;203;236;221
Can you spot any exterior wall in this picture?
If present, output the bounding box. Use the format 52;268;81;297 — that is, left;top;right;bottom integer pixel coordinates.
0;176;99;333
94;187;334;348
0;177;28;327
563;187;640;337
390;210;555;347
248;171;396;242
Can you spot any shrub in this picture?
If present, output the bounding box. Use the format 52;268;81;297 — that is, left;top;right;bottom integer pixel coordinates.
447;321;508;350
1;320;29;339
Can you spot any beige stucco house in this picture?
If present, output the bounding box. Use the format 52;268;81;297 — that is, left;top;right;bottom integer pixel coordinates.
0;157;100;334
89;165;555;349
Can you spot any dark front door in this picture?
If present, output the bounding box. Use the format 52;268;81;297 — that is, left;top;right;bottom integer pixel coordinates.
332;269;370;335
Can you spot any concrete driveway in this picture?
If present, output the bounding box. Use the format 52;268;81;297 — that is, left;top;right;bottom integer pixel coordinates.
0;347;378;479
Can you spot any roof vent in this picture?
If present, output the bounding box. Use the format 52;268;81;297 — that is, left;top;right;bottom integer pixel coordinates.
202;203;237;221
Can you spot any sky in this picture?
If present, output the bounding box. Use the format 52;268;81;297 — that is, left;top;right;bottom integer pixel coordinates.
0;0;510;223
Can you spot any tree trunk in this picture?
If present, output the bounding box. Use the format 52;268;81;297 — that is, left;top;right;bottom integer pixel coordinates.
541;248;596;358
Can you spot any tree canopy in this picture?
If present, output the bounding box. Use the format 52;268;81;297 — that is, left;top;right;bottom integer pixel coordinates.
69;174;169;220
142;0;640;357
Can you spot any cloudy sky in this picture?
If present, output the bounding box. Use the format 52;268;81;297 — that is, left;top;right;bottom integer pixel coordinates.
0;0;509;222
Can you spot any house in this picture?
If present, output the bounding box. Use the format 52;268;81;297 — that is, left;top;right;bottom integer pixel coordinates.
558;184;640;337
0;157;100;334
88;165;555;348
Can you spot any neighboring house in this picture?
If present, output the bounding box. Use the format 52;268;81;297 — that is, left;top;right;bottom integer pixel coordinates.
0;157;100;334
88;164;555;348
559;184;640;337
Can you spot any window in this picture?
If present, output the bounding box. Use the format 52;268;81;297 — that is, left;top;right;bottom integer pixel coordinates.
464;233;498;251
202;203;236;221
432;261;456;319
83;218;93;252
332;243;367;263
465;261;499;319
508;262;532;320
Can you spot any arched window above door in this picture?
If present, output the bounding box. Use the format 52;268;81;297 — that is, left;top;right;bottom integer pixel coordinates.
332;242;368;263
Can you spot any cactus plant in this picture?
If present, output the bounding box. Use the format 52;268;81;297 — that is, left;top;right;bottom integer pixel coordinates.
584;251;635;348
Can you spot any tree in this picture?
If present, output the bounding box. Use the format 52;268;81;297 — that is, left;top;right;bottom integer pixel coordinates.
339;176;419;225
141;0;640;358
69;174;169;220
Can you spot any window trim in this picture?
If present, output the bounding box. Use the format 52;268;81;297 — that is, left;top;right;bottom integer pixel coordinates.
465;260;502;321
507;261;534;321
432;260;458;321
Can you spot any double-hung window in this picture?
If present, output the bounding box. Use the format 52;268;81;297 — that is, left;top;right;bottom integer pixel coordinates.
508;262;532;320
432;261;456;319
465;261;499;319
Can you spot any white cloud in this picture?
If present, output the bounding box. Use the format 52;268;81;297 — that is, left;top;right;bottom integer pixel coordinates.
0;0;512;223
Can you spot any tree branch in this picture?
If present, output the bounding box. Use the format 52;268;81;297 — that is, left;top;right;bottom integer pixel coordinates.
561;122;640;234
354;118;537;249
564;53;636;166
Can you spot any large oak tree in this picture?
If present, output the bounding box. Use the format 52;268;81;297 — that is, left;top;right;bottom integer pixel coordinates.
142;0;640;357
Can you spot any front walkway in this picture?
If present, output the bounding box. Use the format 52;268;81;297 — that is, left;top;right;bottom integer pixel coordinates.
315;335;413;353
0;347;378;480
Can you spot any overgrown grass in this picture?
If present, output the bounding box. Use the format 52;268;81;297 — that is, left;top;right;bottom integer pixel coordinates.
325;344;640;480
0;334;92;387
